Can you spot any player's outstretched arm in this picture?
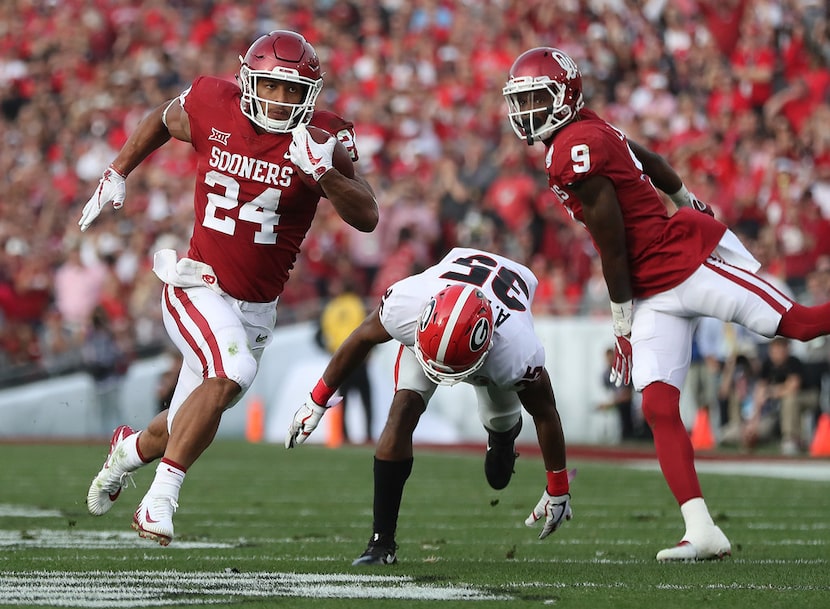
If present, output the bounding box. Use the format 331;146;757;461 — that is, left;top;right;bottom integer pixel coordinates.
518;368;573;538
79;98;188;231
285;306;391;448
518;368;566;473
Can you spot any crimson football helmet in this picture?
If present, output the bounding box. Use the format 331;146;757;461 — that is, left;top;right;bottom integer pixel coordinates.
414;284;494;386
502;47;584;145
238;30;323;133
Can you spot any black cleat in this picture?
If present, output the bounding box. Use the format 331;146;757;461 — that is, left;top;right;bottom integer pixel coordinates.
352;533;398;566
484;418;522;490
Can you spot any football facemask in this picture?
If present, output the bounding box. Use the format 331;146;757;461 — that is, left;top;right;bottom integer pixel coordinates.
238;30;323;133
503;47;584;145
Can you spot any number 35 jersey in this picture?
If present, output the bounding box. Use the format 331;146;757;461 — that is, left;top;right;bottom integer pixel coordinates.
379;247;546;390
181;76;321;303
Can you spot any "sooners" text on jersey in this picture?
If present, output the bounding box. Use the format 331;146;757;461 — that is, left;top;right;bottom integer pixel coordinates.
208;145;295;187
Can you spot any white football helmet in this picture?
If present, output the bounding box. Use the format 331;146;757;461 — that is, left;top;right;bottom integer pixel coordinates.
414;284;494;386
503;47;584;145
238;30;323;133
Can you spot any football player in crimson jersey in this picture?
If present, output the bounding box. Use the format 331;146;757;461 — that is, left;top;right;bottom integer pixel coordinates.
504;47;830;561
285;248;572;565
80;30;377;546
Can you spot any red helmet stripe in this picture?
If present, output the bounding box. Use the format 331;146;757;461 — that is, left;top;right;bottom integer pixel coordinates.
436;284;477;365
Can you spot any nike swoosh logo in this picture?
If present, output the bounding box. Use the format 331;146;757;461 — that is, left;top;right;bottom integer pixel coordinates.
305;138;323;164
144;508;159;524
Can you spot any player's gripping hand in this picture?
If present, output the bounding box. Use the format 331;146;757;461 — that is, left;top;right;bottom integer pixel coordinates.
610;333;633;387
285;394;341;448
335;127;358;162
525;491;572;539
79;165;126;231
670;184;714;218
289;123;336;182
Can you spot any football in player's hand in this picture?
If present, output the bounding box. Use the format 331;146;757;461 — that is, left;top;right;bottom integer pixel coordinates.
295;125;354;194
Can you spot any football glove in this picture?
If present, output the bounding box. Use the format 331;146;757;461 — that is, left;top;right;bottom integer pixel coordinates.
289;123;336;182
610;333;632;387
285;394;341;448
689;193;715;217
79;165;127;231
669;184;714;217
335;127;358;162
525;491;572;539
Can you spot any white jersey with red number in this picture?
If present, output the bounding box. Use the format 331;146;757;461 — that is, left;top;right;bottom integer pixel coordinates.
546;109;727;299
378;247;546;391
181;76;332;303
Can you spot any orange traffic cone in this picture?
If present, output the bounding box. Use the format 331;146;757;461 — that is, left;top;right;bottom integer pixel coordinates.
245;397;265;443
809;412;830;457
326;400;345;448
690;408;715;451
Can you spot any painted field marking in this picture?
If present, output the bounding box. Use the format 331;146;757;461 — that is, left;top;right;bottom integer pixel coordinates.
0;570;509;606
626;459;830;482
0;529;234;550
0;505;62;518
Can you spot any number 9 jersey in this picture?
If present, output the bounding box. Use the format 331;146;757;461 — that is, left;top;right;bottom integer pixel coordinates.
544;108;725;299
378;247;546;390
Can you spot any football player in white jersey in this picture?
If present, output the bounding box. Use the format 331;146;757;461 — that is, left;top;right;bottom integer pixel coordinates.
285;248;572;565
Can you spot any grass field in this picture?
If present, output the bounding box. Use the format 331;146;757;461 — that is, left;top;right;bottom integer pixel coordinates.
0;440;828;608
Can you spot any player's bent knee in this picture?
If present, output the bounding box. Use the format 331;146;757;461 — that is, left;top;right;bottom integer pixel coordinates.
235;351;259;390
387;391;426;429
483;412;521;433
640;382;680;426
212;352;258;407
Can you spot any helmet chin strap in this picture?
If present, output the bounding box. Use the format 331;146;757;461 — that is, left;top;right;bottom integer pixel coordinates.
521;105;554;145
522;117;534;146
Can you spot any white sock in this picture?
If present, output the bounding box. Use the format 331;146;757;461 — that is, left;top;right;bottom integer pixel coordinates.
121;433;148;471
680;497;715;534
149;460;186;502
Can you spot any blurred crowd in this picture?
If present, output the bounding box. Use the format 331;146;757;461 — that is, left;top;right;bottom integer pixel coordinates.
2;0;830;401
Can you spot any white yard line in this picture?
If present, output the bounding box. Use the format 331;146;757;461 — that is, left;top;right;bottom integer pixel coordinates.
626;459;830;482
0;571;508;606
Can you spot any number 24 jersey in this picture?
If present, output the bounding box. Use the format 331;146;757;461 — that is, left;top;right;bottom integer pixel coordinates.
181;76;324;303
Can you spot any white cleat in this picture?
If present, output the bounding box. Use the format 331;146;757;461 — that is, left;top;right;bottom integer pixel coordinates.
132;494;177;546
656;525;732;562
86;425;136;516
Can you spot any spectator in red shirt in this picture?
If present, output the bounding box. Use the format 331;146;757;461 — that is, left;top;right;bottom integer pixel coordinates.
730;20;776;112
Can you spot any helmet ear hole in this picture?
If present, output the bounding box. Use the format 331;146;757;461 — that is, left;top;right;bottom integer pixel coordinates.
414;284;494;385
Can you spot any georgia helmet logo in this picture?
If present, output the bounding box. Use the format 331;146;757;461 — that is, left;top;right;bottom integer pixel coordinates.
470;318;491;352
419;298;436;331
